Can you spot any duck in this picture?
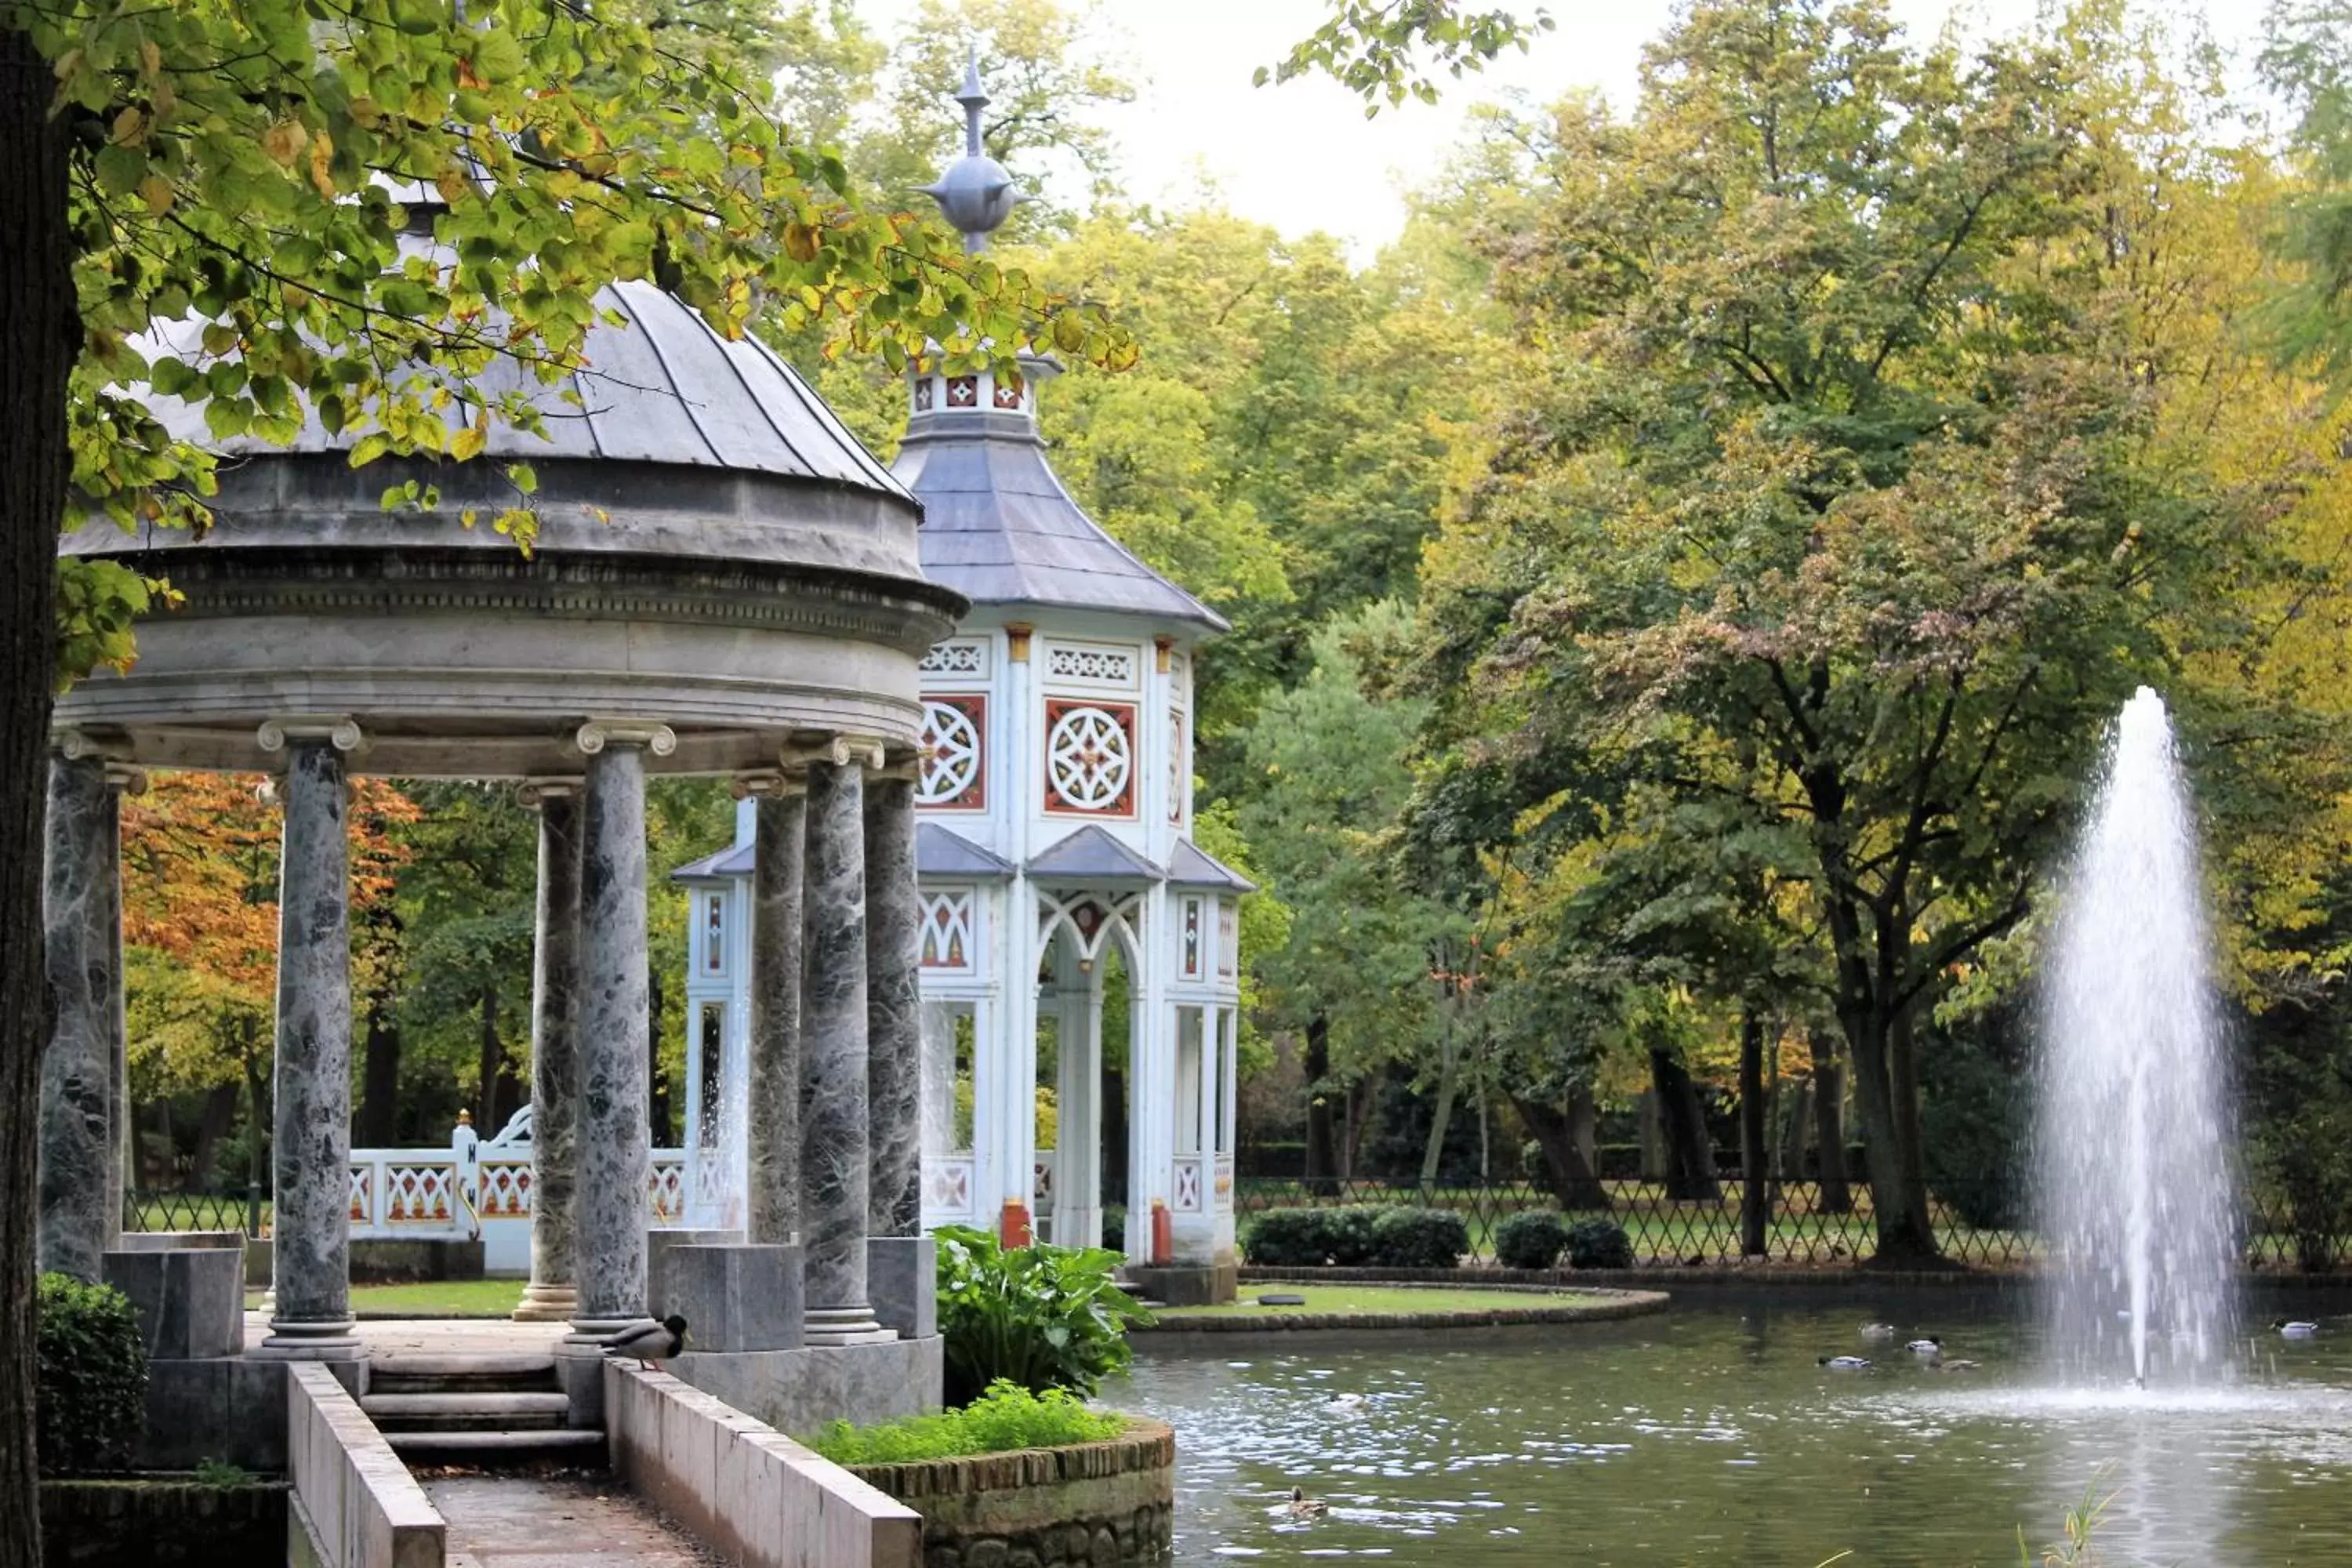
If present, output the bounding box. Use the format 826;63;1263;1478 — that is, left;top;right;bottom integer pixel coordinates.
1818;1355;1874;1371
1906;1337;1943;1357
603;1313;689;1369
1325;1392;1367;1410
2276;1319;2321;1339
1930;1357;1981;1373
1286;1487;1328;1519
1859;1323;1897;1341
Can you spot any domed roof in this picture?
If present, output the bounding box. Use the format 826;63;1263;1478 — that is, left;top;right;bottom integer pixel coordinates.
141;275;908;500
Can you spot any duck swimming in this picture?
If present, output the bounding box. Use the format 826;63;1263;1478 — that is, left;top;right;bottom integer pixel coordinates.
1906;1338;1942;1357
1819;1355;1873;1371
1859;1323;1896;1341
1325;1392;1367;1410
2277;1320;2320;1339
1929;1357;1980;1373
1287;1487;1328;1519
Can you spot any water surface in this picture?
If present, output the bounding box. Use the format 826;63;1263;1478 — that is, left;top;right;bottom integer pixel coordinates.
1111;1296;2352;1566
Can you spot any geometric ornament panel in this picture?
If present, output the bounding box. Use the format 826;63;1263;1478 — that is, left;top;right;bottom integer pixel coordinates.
918;694;986;809
1044;700;1135;815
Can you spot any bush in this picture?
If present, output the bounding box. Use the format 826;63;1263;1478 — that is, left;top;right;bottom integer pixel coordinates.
933;1225;1152;1408
1564;1218;1634;1270
1323;1205;1385;1266
1240;1208;1330;1267
36;1273;147;1475
807;1379;1125;1465
1101;1204;1126;1254
1494;1210;1569;1271
1369;1207;1468;1269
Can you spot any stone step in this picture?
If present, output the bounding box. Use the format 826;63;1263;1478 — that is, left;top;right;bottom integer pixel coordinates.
382;1428;606;1458
370;1357;561;1397
370;1352;558;1381
362;1392;572;1432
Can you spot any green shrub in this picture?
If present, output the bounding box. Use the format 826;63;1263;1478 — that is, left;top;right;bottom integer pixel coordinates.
1564;1218;1634;1270
1369;1207;1468;1269
1494;1210;1569;1270
35;1273;147;1475
933;1225;1152;1408
808;1380;1125;1465
1101;1204;1126;1254
1323;1205;1386;1266
1240;1208;1330;1267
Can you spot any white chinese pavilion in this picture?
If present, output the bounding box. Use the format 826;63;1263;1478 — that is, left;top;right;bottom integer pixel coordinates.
673;61;1246;1302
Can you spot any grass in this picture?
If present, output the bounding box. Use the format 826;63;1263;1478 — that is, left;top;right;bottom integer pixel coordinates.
804;1381;1124;1465
241;1279;527;1316
1152;1284;1614;1318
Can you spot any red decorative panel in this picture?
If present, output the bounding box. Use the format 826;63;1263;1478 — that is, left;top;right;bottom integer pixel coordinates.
993;376;1024;409
1044;701;1137;816
946;375;979;408
918;694;987;810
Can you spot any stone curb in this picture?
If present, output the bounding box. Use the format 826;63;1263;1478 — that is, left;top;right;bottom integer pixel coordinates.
1138;1284;1668;1333
844;1417;1175;1500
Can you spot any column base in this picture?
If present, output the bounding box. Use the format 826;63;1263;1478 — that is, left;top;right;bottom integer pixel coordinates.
513;1281;579;1323
251;1317;363;1360
800;1306;898;1347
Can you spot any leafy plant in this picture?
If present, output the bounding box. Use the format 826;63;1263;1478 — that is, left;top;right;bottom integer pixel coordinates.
808;1379;1125;1465
35;1274;147;1475
191;1457;253;1489
1564;1219;1634;1271
2019;1472;2115;1566
1494;1210;1569;1271
1325;1204;1387;1265
932;1225;1152;1408
1369;1207;1468;1269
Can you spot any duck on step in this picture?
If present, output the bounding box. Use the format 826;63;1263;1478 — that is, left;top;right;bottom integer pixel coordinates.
604;1314;689;1369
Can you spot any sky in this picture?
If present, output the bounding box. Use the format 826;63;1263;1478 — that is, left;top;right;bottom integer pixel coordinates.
862;0;2281;260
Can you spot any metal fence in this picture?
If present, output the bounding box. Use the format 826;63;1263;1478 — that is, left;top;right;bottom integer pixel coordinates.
1235;1176;2352;1272
125;1188;269;1237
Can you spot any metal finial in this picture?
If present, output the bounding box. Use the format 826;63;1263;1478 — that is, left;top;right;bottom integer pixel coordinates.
917;49;1020;253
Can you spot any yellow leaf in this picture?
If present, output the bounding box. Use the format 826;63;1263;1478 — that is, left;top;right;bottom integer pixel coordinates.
260;119;307;168
782;221;820;263
138;174;174;217
450;423;486;462
309;129;336;198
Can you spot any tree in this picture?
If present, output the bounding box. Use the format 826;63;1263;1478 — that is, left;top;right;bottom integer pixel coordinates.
1410;0;2325;1263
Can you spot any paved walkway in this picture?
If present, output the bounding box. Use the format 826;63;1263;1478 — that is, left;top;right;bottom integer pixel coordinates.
426;1477;720;1567
239;1312;570;1359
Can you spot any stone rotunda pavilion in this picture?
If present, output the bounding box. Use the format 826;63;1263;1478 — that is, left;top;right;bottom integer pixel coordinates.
43;198;954;1414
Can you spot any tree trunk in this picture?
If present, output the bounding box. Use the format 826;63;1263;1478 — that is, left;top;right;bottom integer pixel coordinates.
3;27;75;1557
191;1083;239;1189
1511;1088;1609;1210
1647;1049;1720;1203
359;1002;401;1147
1841;1009;1938;1264
1420;1008;1461;1186
1739;1012;1768;1258
1777;1079;1813;1183
1811;1044;1851;1214
1635;1091;1665;1181
1301;1014;1336;1193
1340;1077;1373;1179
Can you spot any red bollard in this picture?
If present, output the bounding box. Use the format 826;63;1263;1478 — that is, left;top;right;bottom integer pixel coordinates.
1149;1200;1172;1265
1000;1197;1033;1248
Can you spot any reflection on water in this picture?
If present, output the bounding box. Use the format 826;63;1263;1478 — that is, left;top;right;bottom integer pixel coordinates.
1107;1297;2352;1566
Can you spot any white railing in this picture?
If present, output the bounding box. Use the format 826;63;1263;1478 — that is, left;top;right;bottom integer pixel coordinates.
349;1109;691;1270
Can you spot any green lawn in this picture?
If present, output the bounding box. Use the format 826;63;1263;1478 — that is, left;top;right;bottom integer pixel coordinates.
243;1279;527;1316
1149;1284;1614;1319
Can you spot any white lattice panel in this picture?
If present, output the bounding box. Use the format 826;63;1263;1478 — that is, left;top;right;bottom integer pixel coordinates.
1043;641;1139;691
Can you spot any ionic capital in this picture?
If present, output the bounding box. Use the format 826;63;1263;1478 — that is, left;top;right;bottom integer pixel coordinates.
256;715;365;755
786;732;887;771
102;762;149;796
730;768;808;800
53;726;132;765
517;776;584;808
574;719;677;757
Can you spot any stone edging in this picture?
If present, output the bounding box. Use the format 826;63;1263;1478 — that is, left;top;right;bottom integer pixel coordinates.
845;1417;1175;1499
1138;1283;1668;1332
1236;1265;2352;1290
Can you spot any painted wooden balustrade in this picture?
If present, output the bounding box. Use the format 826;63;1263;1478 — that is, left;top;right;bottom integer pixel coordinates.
348;1109;691;1272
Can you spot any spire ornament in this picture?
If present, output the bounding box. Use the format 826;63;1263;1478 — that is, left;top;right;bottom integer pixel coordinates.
916;50;1021;252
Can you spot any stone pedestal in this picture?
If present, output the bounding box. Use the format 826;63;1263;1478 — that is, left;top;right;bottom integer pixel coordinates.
103;1247;244;1360
650;1243;804;1353
800;750;888;1345
40;750;118;1283
258;724;361;1359
864;770;923;1237
747;780;806;1247
517;779;585;1323
866;1236;936;1341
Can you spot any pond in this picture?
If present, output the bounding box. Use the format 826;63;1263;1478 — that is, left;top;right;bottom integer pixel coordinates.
1109;1290;2352;1566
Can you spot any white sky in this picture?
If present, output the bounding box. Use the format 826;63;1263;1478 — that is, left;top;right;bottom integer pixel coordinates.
859;0;2280;259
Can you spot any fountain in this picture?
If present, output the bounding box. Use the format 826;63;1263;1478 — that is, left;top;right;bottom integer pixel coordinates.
2037;686;2238;1383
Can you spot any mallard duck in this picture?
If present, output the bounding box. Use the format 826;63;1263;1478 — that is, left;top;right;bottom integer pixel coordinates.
2276;1319;2320;1339
1818;1355;1873;1371
1906;1337;1943;1357
1859;1323;1897;1341
1287;1487;1328;1519
1930;1357;1980;1373
603;1314;688;1368
1325;1392;1367;1410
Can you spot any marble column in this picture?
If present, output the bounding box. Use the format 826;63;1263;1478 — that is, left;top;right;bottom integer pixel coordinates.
39;748;117;1283
746;771;807;1247
516;779;584;1323
568;720;670;1339
800;739;888;1342
259;717;363;1356
864;766;924;1237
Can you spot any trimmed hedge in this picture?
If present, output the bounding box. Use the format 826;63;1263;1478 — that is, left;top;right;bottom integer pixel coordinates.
1493;1210;1569;1270
36;1274;147;1475
1565;1218;1634;1270
1239;1204;1464;1269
